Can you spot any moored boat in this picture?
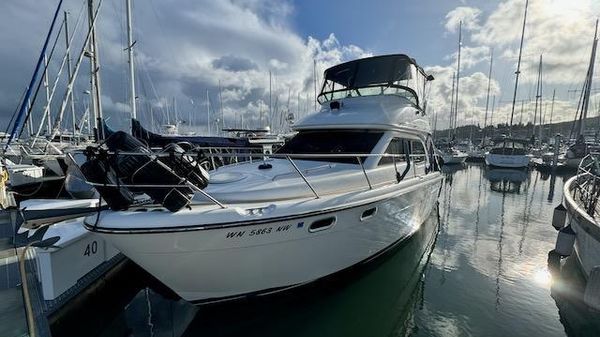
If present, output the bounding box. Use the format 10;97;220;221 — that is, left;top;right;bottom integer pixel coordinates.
76;54;443;304
559;153;600;309
485;139;530;168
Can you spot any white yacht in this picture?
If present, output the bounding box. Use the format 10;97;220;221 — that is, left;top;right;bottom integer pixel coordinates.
485;139;530;168
79;54;443;304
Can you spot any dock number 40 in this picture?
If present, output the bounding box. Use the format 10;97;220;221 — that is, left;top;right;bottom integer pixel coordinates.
84;241;98;256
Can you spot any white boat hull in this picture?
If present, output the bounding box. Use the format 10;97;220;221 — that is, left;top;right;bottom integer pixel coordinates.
90;177;441;303
564;176;600;278
441;153;467;165
485;153;530;168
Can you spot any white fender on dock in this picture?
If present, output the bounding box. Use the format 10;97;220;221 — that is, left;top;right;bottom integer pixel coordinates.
552;204;567;230
584;266;600;311
554;225;576;257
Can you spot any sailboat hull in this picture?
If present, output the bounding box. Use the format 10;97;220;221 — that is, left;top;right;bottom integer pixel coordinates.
485;153;530;168
88;177;441;304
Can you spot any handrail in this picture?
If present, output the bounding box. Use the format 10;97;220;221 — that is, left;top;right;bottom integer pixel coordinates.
286;156;319;199
573;153;600;219
70;149;433;210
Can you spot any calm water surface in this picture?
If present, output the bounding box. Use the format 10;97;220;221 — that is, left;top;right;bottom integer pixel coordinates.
52;164;600;337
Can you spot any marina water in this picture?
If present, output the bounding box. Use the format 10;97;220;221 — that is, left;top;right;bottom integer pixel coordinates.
51;163;600;337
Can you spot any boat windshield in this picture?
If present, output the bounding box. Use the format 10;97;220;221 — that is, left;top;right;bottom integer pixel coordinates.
317;54;428;108
276;130;383;163
490;141;527;155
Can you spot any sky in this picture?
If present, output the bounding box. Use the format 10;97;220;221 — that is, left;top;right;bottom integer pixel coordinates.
0;0;599;135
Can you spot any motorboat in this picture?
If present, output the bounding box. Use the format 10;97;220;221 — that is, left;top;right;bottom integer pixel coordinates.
485;139;530;168
559;154;600;309
76;54;443;304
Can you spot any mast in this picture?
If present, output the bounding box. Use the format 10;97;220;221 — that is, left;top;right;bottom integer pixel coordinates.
313;59;317;111
87;0;104;141
578;19;599;137
267;71;271;128
549;89;556;136
483;48;494;143
218;80;224;134
126;0;137;130
453;20;462;140
538;55;543;141
532;54;543;141
508;0;529;137
206;89;210;136
448;72;456;140
4;0;64;150
490;95;496;140
43;54;52;136
64;11;77;143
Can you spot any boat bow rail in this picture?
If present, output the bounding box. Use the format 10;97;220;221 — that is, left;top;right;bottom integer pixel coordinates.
70;148;438;212
569;153;600;220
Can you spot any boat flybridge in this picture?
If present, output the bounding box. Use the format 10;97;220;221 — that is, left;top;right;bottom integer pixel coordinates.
76;54;443;304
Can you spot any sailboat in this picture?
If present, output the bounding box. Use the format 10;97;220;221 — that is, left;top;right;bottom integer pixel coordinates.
565;20;600;168
439;21;468;165
485;0;530;169
75;54;443;304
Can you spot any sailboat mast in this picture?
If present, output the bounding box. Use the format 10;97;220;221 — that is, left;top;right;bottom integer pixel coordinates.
64;11;77;143
538;55;543;141
43;54;52;136
549;89;556;136
509;0;528;137
580;19;599;137
454;20;462;140
532;54;542;141
267;71;271;128
126;0;137;129
448;72;456;140
483;49;494;142
219;80;224;134
313;59;317;111
88;0;104;141
206;89;210;136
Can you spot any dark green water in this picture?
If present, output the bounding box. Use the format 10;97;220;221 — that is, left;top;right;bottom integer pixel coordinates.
51;164;600;337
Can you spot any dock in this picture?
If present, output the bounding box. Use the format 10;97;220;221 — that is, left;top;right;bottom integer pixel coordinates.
0;208;125;337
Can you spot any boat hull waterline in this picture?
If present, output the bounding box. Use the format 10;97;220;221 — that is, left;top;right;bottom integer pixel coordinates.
563;175;600;278
86;176;441;303
485;153;530;168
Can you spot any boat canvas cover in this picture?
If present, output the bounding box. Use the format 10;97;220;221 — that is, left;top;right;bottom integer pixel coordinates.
131;119;252;148
323;54;418;89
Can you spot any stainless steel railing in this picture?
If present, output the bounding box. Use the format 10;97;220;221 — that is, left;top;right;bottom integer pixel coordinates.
68;148;434;210
573;153;600;220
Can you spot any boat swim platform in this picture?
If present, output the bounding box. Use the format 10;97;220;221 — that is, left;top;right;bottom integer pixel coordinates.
0;209;125;337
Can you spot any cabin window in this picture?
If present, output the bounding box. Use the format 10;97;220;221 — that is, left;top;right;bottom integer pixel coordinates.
378;138;407;166
276;130;383;164
410;140;426;163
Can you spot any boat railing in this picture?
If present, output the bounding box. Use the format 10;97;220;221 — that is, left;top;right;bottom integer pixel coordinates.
573;153;600;220
69;149;431;210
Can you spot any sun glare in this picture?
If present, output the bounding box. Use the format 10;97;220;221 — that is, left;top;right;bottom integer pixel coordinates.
533;268;553;287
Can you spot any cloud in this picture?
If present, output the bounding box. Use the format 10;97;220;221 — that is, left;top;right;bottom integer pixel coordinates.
445;6;481;33
0;0;371;134
431;0;600;131
212;56;259;72
473;0;598;85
